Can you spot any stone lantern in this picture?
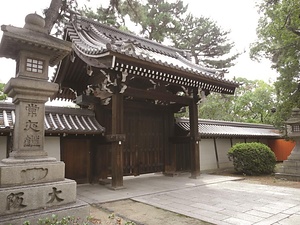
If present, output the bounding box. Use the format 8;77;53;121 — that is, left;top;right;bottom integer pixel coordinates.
276;108;300;181
0;14;88;224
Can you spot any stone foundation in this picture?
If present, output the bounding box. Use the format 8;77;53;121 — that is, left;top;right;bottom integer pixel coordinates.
0;13;89;223
0;161;65;187
0;161;89;224
0;179;76;215
0;200;89;225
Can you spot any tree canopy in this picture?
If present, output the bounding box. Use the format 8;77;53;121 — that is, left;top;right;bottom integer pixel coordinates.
81;0;239;70
82;0;188;42
171;13;240;70
250;0;300;126
198;78;276;124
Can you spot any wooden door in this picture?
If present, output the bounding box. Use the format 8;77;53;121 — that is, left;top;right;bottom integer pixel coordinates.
61;138;90;184
138;111;164;174
123;109;165;175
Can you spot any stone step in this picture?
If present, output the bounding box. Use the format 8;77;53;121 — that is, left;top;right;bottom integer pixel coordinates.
287;152;300;160
281;168;300;174
283;160;300;168
0;179;76;216
0;199;89;225
275;172;300;182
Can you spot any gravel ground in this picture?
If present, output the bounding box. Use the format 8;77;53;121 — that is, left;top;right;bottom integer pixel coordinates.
89;199;212;225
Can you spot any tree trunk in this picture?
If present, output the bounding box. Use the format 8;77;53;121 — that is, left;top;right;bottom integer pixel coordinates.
44;0;63;34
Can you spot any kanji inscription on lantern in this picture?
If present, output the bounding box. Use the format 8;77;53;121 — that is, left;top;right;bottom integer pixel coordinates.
24;120;40;132
24;135;41;147
6;192;27;210
21;102;43;149
26;103;39;117
47;187;64;203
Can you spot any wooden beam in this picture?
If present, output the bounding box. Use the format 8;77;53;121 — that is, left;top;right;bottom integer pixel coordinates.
125;87;192;105
189;90;200;178
113;55;238;93
111;93;124;189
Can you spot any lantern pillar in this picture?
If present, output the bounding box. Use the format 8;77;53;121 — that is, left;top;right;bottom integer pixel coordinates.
0;14;88;224
276;108;300;181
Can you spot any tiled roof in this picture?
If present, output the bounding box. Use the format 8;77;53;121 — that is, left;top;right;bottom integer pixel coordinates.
59;16;238;95
0;102;281;138
0;103;105;135
176;118;281;138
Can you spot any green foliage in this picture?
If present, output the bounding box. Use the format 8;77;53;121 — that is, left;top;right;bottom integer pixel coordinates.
80;1;123;28
198;77;276;124
250;0;300;128
228;142;276;175
198;92;235;121
123;0;188;42
171;13;240;70
0;83;7;101
80;0;237;71
22;214;87;225
81;0;187;42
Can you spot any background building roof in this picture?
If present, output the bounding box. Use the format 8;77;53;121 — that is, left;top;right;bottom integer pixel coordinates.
175;118;281;138
0;102;105;135
0;102;281;138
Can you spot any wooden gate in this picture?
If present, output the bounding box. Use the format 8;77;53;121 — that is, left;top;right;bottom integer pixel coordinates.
123;109;166;175
61;138;91;184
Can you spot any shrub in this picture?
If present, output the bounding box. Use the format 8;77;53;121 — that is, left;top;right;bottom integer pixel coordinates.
228;142;276;175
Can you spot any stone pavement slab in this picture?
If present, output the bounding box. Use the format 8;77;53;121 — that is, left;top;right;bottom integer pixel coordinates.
77;173;241;204
77;173;300;224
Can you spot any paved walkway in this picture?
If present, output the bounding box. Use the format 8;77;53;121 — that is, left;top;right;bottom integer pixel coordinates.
77;173;300;225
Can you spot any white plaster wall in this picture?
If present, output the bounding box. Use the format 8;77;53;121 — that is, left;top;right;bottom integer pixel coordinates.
0;136;7;160
232;138;245;145
45;136;61;161
199;139;217;171
215;139;233;169
198;138;271;172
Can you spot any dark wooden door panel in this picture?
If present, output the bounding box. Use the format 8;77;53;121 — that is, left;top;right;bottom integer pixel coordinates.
123;110;165;175
62;138;90;183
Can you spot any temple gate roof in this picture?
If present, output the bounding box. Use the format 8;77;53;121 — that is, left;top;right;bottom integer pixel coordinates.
52;15;239;102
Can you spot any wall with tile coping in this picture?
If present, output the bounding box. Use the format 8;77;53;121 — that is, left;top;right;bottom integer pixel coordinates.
0;136;60;161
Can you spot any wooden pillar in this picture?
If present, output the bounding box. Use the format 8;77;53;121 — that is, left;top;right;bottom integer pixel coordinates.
111;93;124;188
164;112;177;175
189;93;200;178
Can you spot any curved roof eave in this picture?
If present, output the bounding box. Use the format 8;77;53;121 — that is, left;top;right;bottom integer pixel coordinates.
62;17;239;94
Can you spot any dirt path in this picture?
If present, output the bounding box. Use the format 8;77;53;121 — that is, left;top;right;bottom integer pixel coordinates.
89;199;212;225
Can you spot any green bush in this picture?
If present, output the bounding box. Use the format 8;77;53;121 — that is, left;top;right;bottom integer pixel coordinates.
228;142;276;175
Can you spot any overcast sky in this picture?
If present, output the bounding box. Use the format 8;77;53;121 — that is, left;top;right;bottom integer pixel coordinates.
0;0;278;84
